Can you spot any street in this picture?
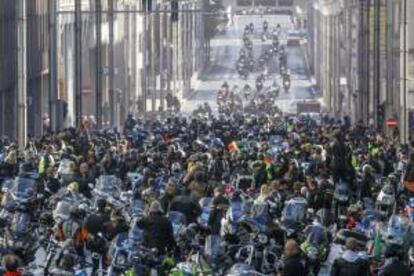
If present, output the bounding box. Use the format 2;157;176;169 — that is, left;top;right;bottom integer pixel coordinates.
182;14;316;114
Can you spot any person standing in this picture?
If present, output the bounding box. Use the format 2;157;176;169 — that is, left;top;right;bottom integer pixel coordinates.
281;240;308;276
330;238;370;276
2;255;22;276
136;201;175;253
378;244;410;276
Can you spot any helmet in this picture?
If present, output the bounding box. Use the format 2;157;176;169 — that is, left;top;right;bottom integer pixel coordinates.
376;184;395;206
362;164;372;174
347;204;362;217
171;162;182;173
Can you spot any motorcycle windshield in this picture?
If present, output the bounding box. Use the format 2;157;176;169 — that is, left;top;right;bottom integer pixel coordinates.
131;199;145;217
229;202;244;223
387;215;409;238
282;201;307;222
129;224;143;241
1;179;14;192
168;211;187;225
335;183;349;196
205;235;221;259
251;204;270;225
199;197;212;209
11;177;36;199
301;162;310;172
97;175;119;195
113;232;130;249
382;185;394;195
12;213;31;236
53;201;72;221
308;226;326;244
229;263;256;275
363;210;384;225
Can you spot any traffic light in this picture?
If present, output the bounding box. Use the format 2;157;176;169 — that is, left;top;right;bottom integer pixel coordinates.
171;0;179;22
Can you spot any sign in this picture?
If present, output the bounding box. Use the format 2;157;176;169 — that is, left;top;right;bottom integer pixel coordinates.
386;117;397;128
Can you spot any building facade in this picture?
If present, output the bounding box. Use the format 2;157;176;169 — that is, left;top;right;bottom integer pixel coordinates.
0;0;49;139
0;0;207;138
307;0;410;135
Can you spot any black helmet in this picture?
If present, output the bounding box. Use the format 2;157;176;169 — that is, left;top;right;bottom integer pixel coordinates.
384;243;404;258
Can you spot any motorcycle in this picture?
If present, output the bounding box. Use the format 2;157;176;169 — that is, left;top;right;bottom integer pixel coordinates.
221;197;249;243
333;180;350;225
300;223;330;275
1;211;39;264
279;197;308;240
282;76;291;91
198;197;213;229
384;214;410;251
375;184;395;217
168;211;187;239
4;177;38;212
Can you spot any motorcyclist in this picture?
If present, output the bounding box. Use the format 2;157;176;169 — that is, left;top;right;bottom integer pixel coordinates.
65;182;85;202
103;209;129;241
160;180;177;213
169;194;202;224
2;254;23;276
208;186;229;235
40;166;60;198
99;151;118;175
330;237;370;276
221;81;229;91
359;165;376;200
124;114;136;135
203;102;212;117
249;22;254;32
328;131;353;183
74;162;93;198
55;207;89;259
136;201;175;253
378;244;410;276
38;145;55;177
281;239;308;276
263;20;268;32
49;253;75;276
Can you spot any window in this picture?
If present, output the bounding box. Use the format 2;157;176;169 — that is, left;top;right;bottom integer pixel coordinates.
279;0;294;6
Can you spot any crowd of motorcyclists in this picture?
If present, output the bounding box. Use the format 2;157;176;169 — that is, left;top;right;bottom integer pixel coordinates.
0;97;413;275
214;21;290;117
0;22;414;276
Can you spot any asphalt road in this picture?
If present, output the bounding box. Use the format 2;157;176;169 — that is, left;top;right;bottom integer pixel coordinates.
182;14;315;114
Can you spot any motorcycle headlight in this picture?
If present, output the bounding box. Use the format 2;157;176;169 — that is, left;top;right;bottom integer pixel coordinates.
381;196;393;205
8;239;23;249
115;253;127;266
286;228;295;237
338;195;348;202
307;247;319;260
258;233;268;244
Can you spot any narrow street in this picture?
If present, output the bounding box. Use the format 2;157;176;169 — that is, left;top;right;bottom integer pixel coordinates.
182;14;315;113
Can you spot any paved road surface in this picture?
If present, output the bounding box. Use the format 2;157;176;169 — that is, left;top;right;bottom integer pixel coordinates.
182;14;315;114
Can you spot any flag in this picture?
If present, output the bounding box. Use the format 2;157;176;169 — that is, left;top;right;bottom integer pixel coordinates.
264;156;273;165
227;141;239;153
371;229;382;261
